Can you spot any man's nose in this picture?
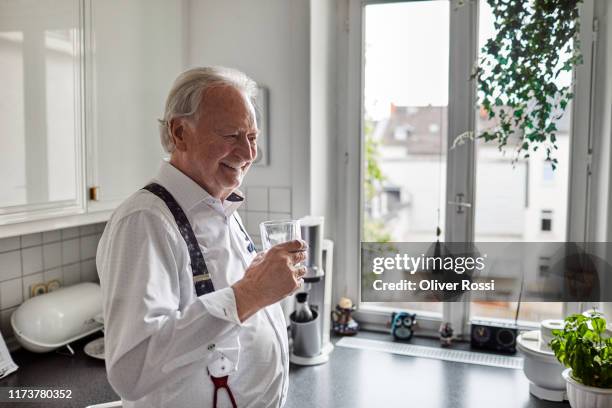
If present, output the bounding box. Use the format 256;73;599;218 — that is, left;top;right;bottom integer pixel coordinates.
235;135;256;161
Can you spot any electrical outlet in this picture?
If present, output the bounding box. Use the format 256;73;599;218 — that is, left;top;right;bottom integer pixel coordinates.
46;280;61;292
30;283;47;297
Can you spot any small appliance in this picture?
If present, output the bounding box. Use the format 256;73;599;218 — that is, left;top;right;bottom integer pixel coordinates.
470;320;517;354
11;282;103;353
288;216;334;366
517;329;567;401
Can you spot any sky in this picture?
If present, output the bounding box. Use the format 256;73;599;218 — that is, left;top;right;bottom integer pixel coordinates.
364;0;572;121
365;1;451;119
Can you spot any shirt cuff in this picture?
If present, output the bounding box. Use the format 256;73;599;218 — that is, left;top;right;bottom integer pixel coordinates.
198;286;242;325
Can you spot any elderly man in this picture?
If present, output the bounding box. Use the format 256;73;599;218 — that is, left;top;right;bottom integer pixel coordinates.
96;67;306;408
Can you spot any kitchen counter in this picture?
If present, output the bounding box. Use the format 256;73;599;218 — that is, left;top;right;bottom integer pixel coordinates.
0;332;569;408
0;333;115;407
288;332;569;408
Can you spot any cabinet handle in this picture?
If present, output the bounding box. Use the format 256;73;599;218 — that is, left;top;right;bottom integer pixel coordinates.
89;186;99;201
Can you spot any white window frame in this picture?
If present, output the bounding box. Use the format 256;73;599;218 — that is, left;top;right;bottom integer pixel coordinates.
336;0;600;339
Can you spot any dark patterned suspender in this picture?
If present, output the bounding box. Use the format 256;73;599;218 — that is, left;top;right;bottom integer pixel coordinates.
142;182;240;408
142;183;215;296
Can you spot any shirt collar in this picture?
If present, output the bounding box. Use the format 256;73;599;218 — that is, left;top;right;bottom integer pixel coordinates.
153;161;245;216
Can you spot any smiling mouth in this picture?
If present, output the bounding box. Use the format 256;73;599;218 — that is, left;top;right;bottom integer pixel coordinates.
221;163;247;172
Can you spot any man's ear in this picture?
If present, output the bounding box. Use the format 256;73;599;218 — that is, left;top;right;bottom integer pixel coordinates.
170;117;191;151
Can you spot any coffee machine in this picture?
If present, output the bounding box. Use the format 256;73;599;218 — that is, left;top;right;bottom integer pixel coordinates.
287;216;334;365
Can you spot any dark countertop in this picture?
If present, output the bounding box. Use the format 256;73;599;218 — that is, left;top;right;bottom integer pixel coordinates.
0;332;569;408
288;332;569;408
0;333;116;407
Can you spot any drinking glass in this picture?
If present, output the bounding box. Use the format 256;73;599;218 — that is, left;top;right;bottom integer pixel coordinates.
259;220;301;250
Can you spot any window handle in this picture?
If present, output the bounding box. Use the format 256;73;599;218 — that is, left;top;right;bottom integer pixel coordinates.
447;193;472;214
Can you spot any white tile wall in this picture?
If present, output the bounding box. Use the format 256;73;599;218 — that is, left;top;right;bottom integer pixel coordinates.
20;233;42;248
268;212;292;221
63;263;81;286
246;187;269;211
0;222;106;342
246;211;269;236
42;230;61;244
80;259;98;282
0;279;23;309
44;267;63;284
80;235;99;259
0;251;21;281
0;237;20;253
21;246;43;275
269;187;291;213
79;224;98;236
62;227;80;240
43;242;62;270
62;239;80;265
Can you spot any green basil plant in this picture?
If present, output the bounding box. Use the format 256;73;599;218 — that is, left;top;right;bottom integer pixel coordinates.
550;312;612;388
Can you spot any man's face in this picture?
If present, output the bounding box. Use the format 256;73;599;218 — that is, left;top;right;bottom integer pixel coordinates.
174;85;258;199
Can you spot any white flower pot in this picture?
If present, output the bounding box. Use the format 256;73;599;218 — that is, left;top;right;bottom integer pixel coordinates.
563;369;612;408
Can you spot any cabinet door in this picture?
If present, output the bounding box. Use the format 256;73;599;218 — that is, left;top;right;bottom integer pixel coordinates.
86;0;183;210
0;0;85;223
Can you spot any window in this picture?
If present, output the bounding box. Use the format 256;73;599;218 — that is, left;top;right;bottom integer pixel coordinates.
541;210;553;232
470;0;566;324
538;256;551;278
340;0;596;336
361;0;449;318
542;162;555;182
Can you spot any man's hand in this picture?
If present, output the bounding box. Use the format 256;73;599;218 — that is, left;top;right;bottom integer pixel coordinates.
232;240;307;322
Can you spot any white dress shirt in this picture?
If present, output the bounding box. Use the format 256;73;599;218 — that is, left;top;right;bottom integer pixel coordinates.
96;161;289;408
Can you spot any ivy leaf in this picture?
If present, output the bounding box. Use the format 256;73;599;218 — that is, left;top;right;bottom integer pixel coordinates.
474;0;583;169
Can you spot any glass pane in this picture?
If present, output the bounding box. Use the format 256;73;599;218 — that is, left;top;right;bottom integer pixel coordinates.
0;31;26;207
361;1;451;316
0;1;80;210
471;0;568;323
45;29;78;202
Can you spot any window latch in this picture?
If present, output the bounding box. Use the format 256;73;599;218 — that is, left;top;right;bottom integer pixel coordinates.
448;193;472;214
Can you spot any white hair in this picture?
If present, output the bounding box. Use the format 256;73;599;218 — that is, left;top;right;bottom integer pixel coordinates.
158;66;258;153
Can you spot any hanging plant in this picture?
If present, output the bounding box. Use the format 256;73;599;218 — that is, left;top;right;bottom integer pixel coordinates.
472;0;583;169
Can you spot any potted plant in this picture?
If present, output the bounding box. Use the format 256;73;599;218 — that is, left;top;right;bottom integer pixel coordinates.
550;312;612;407
469;0;583;168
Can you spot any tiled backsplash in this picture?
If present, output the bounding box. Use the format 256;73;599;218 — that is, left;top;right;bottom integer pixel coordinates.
238;186;293;248
0;223;106;341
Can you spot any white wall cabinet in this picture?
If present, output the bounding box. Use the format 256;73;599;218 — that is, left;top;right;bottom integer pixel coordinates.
0;0;85;226
0;0;184;237
85;0;182;211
